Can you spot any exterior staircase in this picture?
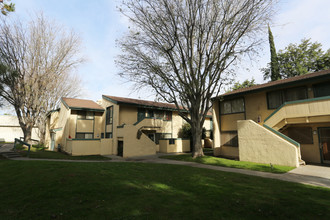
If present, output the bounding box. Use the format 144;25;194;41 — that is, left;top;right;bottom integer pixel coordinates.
0;151;22;159
264;96;330;131
262;97;330;166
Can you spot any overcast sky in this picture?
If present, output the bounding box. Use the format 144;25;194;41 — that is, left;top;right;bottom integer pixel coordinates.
1;0;330;114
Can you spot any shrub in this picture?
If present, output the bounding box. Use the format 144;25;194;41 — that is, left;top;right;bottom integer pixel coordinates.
178;123;206;139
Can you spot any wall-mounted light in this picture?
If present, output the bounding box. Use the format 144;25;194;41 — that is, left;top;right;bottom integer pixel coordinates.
313;130;317;135
257;115;261;123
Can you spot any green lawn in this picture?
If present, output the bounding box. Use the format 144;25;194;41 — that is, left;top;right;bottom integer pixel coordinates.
160;154;295;173
18;148;111;161
0;160;329;219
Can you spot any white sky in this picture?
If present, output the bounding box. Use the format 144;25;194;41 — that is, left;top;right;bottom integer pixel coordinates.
1;0;330;114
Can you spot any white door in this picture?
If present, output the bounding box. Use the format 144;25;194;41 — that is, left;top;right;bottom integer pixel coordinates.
50;133;56;151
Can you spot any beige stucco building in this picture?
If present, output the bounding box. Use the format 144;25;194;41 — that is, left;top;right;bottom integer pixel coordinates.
46;95;212;157
0;115;39;142
212;69;330;167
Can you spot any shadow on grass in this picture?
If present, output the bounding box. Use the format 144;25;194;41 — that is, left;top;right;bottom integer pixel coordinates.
18;148;111;161
0;161;329;219
160;154;295;173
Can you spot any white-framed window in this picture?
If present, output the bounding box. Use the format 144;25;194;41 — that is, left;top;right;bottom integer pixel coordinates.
76;133;94;139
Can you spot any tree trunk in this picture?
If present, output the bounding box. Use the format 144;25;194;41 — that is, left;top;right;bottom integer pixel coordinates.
190;110;204;158
22;124;33;144
39;130;46;146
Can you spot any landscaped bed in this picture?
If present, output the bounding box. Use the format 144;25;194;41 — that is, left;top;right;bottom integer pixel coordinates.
17;147;111;161
160;154;295;173
0;160;329;219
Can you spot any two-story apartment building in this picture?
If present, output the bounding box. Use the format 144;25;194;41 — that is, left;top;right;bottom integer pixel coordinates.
212;69;330;167
46;95;212;157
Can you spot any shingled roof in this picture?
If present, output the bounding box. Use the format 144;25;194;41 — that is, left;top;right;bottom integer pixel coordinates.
102;95;180;111
213;69;330;99
61;97;104;112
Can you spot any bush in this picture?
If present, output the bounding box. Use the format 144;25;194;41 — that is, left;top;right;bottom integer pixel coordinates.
178;123;206;139
178;123;191;138
32;143;47;151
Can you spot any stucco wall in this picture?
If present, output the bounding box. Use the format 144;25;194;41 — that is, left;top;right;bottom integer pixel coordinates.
203;117;212;131
245;91;273;124
100;138;113;155
119;105;138;125
159;139;190;153
94;112;103;139
117;125;156;157
68;139;101;156
220;113;245;131
237;120;300;167
76;120;94;133
66;139;73;154
0;115;40;142
212;100;221;148
213;146;239;158
101;97;120;154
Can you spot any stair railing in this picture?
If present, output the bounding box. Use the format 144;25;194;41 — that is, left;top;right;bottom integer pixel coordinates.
14;138;31;157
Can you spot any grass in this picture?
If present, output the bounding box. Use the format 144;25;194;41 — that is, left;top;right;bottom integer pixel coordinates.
17;147;111;161
160;154;295;173
0;160;329;219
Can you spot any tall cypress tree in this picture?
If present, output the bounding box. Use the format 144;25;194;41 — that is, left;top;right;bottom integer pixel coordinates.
268;25;280;81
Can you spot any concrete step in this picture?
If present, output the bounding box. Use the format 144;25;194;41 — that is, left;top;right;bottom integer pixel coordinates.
0;152;22;159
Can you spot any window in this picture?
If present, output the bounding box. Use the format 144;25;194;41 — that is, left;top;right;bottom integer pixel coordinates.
284;87;307;102
137;108;172;121
154;110;164;119
105;132;112;138
313;82;330;98
267;87;307;109
267;91;283;109
164;111;172;121
146;109;154;118
220;98;244;114
137;108;145;121
101;133;104;138
76;133;93;139
286;127;313;144
106;106;113;125
169;139;175;144
77;111;94;119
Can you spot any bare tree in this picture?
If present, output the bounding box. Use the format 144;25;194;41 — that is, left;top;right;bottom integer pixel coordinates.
117;0;276;157
0;13;83;143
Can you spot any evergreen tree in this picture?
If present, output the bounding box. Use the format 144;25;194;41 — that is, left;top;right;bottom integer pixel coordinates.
268;25;280;81
262;38;330;80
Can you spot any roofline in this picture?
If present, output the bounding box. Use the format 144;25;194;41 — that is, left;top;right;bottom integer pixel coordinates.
69;107;104;112
102;95;182;112
61;98;104;112
46;108;60;117
212;72;330;100
61;97;70;110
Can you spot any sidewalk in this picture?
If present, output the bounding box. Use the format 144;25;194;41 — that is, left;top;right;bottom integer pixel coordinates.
2;147;330;189
0;143;14;152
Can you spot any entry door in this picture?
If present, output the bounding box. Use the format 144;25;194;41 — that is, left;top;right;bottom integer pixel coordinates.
50;133;56;151
117;141;123;157
319;128;330;163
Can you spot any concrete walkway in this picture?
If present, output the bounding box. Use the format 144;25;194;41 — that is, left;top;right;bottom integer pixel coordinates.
1;146;330;189
0;143;14;152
